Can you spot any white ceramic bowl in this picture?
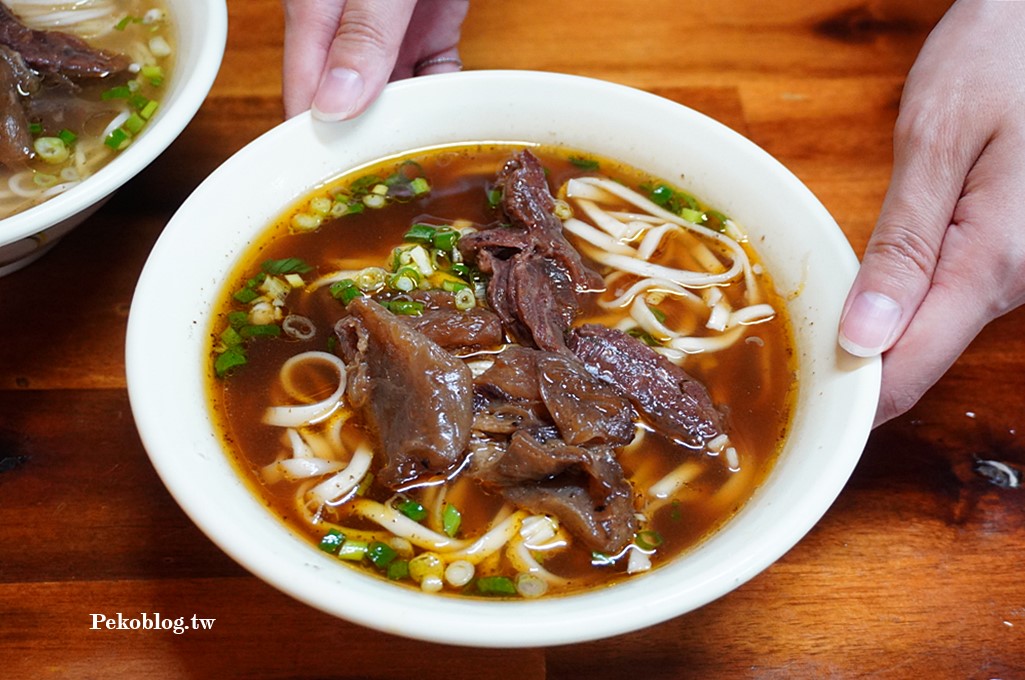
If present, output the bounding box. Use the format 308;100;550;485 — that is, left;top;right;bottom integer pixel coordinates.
126;71;880;647
0;0;227;276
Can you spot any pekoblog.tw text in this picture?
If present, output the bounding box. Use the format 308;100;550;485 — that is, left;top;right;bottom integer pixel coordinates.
90;612;215;635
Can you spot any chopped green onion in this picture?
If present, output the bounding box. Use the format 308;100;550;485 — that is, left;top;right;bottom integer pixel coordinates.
355;472;374;496
626;327;658;346
396;500;427;521
409;176;430;195
453;288;475;311
451;263;473;279
649;184;674;206
308;196;332;216
28;122;43;136
648;306;667;323
442;503;462;537
329;279;361;304
431;229;459;251
227;311;249;329
336;539;368;561
476;575;517;596
441;278;468;293
33;173;57;188
384;299;424;316
214;347;247;377
57;129;77;145
389;266;422;292
634;530;664;551
362;193;386;209
122;112;146;135
290;212;322;232
404;223;436;244
262;257;313;275
318;529;345;554
141;64;165;86
104;128;131;150
232;287;259;304
569;156;600;170
355;267;387;292
679;207;705;224
114;14;142;30
591;551;617;566
101;85;133;101
219;326;244;348
486;187;502;208
367;541;398;569
139;99;159;120
33;137;69;164
240;324;281;339
386;559;410;581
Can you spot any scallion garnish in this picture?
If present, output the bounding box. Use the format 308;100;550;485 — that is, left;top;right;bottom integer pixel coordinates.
386;559;410;581
404;223;436;243
329;279;361;304
384;299;424;316
239;324;282;339
397;499;427;521
476;576;517;596
104;128;130;150
262;257;313;275
569;156;600;170
318;528;345;554
367;541;398;569
634;530;664;551
431;228;459;251
219;326;244;348
336;539;368;561
442;503;462;537
214;347;247;377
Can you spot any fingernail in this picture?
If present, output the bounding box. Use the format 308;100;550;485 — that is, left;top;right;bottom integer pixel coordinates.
839;291;902;356
311;67;363;121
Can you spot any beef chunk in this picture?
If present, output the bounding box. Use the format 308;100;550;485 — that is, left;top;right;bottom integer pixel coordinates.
458;150;604;350
0;46;33;168
0;3;131;79
335;297;473;488
473;346;635;447
400;290;504;351
569;324;723;449
469;428;637;554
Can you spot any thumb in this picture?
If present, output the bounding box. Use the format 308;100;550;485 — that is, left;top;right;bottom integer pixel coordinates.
838;124;970;357
310;0;417;122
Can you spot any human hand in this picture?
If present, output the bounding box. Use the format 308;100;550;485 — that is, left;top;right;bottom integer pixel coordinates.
282;0;469;121
838;0;1025;426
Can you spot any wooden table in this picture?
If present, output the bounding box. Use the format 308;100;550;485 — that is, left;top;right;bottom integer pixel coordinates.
3;0;1023;676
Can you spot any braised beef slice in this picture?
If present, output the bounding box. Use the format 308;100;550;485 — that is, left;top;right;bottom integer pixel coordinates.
470;428;637;553
494;150;604;292
0;46;33;168
458;150;603;351
334;297;473;489
0;3;131;79
400;290;504;351
569;324;723;449
472;346;635;447
534;352;636;447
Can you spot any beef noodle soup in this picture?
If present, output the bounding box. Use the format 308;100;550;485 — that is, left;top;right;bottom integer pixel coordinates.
207;144;797;599
0;0;175;219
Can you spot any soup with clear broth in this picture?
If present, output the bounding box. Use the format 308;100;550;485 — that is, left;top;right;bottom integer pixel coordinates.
207;144;797;599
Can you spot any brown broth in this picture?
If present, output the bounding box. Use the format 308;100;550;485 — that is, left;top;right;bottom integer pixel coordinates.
206;143;797;598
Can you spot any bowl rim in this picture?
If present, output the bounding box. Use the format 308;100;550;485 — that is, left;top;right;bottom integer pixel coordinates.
126;69;881;647
0;0;228;243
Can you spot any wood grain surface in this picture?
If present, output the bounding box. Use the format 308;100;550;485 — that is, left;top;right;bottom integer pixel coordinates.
2;0;1023;677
